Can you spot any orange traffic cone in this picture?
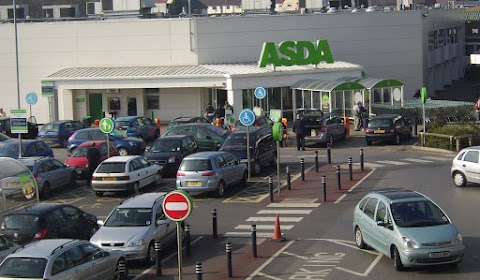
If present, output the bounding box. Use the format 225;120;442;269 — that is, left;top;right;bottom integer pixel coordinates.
272;214;286;242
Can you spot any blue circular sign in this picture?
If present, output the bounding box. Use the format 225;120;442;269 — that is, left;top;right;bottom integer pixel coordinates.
239;109;255;127
25;92;38;106
254;87;266;99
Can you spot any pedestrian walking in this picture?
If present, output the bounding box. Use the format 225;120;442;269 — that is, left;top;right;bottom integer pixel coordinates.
293;114;306;151
86;142;101;186
204;103;214;122
357;102;367;130
475;97;480;121
0;108;6;117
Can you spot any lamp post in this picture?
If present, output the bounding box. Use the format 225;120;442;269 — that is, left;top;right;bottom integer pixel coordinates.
13;0;23;158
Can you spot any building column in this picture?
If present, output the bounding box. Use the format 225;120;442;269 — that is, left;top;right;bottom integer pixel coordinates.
227;89;243;116
57;88;74;120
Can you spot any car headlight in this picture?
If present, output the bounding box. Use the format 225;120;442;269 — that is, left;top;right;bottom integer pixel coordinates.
128;239;145;247
402;237;419;248
128;141;135;146
168;156;176;163
452;233;463;245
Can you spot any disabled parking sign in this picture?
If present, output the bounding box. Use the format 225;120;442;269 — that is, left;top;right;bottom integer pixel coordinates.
239;109;255;127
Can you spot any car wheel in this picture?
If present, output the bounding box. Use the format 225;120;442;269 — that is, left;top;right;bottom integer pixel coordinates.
393;247;404;271
239;171;247;187
145;242;156;265
95;191;103;197
394;134;401;145
41;182;50;199
132;182;140;195
216;181;225;197
60;139;68;148
70;147;77;154
118;147;129;156
69;172;77;187
453;171;467;187
355;227;367;249
253;162;261;176
116;258;128;280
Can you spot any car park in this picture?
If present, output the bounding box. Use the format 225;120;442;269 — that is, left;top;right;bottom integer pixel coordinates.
37;120;84;148
0;239;127;280
144;135;198;177
365;114;412;145
301;111;346;146
0;203;98;245
66;127;146;155
64;140;118;178
451;146;480;187
353;189;464;271
176;151;248;197
167;116;211;129
90;192;177;264
0;139;53;159
91;155;162;196
115;116;160;141
231;116;273;132
162;123;229;151
0;116;38;139
17;157;77;199
220;127;276;176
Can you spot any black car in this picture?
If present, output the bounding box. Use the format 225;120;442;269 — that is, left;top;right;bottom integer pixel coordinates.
0;203;98;245
144;135;199;177
365;114;413;145
162;123;229;151
220;126;276;176
301;111;347;146
0;116;38;139
167;116;211;129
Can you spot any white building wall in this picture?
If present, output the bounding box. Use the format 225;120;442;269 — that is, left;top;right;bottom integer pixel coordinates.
159;88;202;121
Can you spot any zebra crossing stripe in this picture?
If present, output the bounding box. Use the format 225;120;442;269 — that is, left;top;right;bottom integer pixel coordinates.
224;232;275;238
246;217;303;222
266;203;320;208
235;224;294;230
353;162;383;168
403;158;434;163
375;160;410;165
422;156;452;161
258;209;312;215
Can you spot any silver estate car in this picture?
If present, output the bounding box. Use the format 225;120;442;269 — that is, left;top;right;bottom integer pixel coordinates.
90;192;177;264
176;151;248;197
0;239;127;280
353;189;464;271
451;146;480;187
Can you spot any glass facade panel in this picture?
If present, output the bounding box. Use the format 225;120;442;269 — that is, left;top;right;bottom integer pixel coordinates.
282;88;293;121
332;91;342;116
313;92;321;110
304;91;312;109
373;89;381;103
383;88;391;104
295;90;303;110
344;91;354;117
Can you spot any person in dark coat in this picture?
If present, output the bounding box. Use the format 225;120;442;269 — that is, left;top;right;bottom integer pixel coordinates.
86;142;101;186
292;114;307;151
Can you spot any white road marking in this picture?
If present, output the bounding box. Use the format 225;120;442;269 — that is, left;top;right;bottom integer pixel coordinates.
353;162;383;168
422;156;452;161
246;240;295;280
266;203;320;208
258;209;312;215
223;232;277;238
246;217;303;222
235;224;294;230
403;158;434;163
375;160;410;165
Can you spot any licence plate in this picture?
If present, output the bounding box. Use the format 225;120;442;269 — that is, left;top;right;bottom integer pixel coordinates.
102;177;116;181
187;181;202;186
429;252;450;258
44;139;53;143
374;129;385;133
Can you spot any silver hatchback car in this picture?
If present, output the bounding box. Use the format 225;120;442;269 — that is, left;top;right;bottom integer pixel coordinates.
353;189;464;271
451;146;480;187
176;151;248;197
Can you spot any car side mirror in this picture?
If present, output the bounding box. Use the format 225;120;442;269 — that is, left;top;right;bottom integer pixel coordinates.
156;219;167;226
376;220;386;227
97;220;104;227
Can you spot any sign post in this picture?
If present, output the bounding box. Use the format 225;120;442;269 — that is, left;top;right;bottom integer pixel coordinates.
162;190;193;280
421;87;427;146
10;109;27;158
239;109;256;181
99;118;115;157
25;92;37;117
272;122;283;195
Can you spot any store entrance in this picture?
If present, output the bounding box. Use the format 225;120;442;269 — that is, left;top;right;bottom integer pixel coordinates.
128;98;137;116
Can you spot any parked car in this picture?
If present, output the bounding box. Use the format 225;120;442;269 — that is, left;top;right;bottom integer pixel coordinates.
115;116;160;141
64;140;118;178
220;127;276;176
17;157;77;199
0;235;19;264
0;116;38;139
0;139;53;159
451;146;480;187
0;239;127;280
353;189;464;271
90;192;177;264
231;116;273;132
301;111;346;146
365;114;412;145
91;155;162;196
176;151;248;197
167;116;210;129
0;203;98;245
66;127;146;155
144;135;198;177
37;120;84;148
162;123;229;151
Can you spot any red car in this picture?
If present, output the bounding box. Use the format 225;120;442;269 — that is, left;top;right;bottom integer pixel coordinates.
64;140;118;177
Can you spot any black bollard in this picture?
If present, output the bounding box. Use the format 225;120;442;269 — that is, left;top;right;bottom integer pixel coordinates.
414;116;418;136
322;175;327;202
268;176;274;202
226;242;233;278
327;143;332;164
336;165;341;190
315;151;319;172
251;224;257;258
196;262;203;280
348;157;353;181
286;166;291;190
301;158;305;181
360;148;364;171
185;224;191;256
212;209;218;239
155;241;162;276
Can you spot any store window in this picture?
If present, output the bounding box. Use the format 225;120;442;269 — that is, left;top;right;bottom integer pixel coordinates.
60;7;76;18
146;96;160;109
108;97;121;110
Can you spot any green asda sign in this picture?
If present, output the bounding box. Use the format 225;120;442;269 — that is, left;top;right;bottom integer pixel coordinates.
258;40;334;68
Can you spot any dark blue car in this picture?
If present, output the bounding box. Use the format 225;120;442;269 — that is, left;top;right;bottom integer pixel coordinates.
0;139;53;159
66;128;146;156
115;116;160;141
37;120;84;148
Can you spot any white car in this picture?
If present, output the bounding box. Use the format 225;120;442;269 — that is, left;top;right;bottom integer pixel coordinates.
91;155;162;196
451;146;480;187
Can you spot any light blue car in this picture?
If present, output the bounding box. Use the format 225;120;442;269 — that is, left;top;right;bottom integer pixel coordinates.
353;189;464;271
115;116;160;141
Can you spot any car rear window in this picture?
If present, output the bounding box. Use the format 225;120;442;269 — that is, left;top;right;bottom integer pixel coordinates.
149;139;180;153
72;146;91;157
180;159;212;171
96;162;126;173
3;214;41;229
368;118;392;127
116;121;133;128
0;257;48;278
40;123;60;133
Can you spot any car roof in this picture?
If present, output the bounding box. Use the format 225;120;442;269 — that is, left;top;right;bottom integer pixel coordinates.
102;155;139;162
1;139;41;145
157;135;190;140
116;116;145;121
7;203;67;216
172;123;213;128
79;140;108;147
8;239;78;258
44;120;73;124
369;189;427;203
16;157;51;165
460;146;480;151
116;192;167;208
184;151;226;159
371;114;402;119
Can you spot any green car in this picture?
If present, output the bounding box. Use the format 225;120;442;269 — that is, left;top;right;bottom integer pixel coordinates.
162;123;229;151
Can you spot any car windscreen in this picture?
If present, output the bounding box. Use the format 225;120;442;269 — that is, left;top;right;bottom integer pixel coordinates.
115;121;133;128
179;159;212;171
222;134;254;149
0;133;10;141
0;257;48;278
71;146;91;157
96;162;126;173
0;144;24;157
149;139;181;153
104;208;152;227
109;129;127;140
368;118;392;127
391;201;450;227
2;214;41;230
40;123;59;133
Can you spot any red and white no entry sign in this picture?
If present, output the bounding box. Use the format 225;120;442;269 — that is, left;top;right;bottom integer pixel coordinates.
162;190;193;221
